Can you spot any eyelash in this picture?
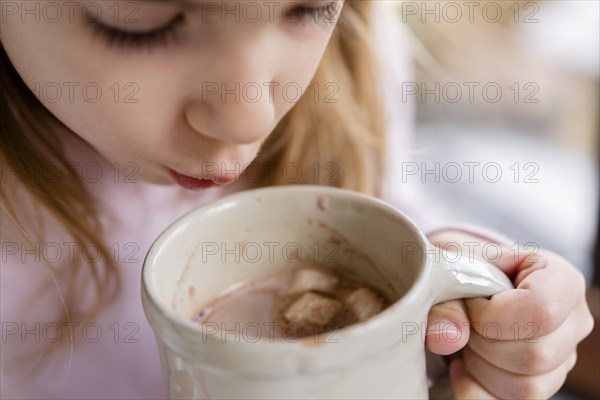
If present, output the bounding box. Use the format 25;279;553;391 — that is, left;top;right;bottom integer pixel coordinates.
92;2;339;50
92;14;185;50
287;2;340;24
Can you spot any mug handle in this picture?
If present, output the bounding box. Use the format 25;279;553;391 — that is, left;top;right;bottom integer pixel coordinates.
430;244;514;305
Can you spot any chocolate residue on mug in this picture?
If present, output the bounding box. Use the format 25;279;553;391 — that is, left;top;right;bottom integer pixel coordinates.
317;196;330;211
313;220;399;299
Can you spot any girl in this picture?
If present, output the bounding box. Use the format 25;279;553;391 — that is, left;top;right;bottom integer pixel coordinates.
0;1;593;398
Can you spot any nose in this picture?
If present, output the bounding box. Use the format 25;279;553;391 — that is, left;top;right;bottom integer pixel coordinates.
185;37;278;145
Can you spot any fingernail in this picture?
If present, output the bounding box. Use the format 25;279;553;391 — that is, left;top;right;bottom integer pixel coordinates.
426;320;461;339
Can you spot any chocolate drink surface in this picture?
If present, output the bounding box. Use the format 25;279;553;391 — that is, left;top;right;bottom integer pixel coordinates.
193;260;392;341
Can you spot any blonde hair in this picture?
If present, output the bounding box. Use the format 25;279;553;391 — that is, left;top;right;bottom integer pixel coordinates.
251;1;385;194
0;0;385;357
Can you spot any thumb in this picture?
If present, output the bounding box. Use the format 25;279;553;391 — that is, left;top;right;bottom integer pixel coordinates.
426;299;470;355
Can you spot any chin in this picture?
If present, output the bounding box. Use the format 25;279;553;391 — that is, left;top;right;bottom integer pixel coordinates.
127;164;173;185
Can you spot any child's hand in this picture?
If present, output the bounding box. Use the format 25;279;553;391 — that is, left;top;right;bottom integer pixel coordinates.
426;231;594;399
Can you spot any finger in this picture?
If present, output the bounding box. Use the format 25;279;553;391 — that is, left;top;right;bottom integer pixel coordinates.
466;249;586;340
467;292;594;375
426;300;470;355
449;358;496;400
462;346;577;399
428;230;517;273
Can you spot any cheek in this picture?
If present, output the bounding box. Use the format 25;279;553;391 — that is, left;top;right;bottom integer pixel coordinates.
2;14;184;156
37;74;183;160
64;74;182;153
271;34;335;119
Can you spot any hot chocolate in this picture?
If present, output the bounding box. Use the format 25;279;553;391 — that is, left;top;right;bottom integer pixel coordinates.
193;261;391;341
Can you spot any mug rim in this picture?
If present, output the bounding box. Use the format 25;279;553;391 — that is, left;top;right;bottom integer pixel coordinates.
141;185;432;351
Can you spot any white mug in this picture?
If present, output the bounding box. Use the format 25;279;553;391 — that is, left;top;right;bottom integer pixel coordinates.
142;185;512;399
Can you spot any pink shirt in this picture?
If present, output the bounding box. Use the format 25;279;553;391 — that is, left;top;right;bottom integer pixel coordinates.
1;141;226;397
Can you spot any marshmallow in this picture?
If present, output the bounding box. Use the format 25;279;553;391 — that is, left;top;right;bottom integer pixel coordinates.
283;292;342;326
288;267;338;294
345;288;385;321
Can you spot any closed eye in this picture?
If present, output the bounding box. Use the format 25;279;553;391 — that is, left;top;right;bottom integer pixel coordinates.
91;13;185;50
286;2;341;24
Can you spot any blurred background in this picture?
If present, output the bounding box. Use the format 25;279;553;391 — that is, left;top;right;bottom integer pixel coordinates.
388;0;599;397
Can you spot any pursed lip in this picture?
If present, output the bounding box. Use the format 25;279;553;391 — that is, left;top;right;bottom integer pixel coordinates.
165;167;239;190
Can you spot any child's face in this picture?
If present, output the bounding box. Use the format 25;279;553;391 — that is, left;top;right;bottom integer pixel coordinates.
1;0;343;186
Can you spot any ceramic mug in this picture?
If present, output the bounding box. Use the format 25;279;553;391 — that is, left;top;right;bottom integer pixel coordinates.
141;185;513;399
